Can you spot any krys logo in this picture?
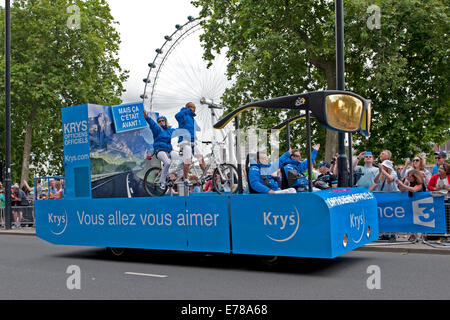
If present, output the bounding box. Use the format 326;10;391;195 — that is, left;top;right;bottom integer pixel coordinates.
263;207;300;242
349;210;366;244
48;210;68;235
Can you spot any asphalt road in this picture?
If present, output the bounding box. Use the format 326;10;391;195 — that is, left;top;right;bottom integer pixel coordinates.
0;235;449;300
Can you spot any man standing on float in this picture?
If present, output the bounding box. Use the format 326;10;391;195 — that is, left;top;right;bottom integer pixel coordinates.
175;102;206;186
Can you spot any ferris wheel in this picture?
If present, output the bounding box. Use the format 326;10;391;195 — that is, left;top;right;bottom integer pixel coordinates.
141;16;233;147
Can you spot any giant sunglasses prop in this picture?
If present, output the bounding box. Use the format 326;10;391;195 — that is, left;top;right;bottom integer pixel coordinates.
214;90;372;191
267;107;370;138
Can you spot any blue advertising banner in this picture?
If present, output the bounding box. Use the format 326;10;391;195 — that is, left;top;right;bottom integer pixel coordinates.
36;195;231;253
87;103;154;199
62;104;92;198
229;188;379;258
111;102;147;133
36;189;379;259
374;192;446;233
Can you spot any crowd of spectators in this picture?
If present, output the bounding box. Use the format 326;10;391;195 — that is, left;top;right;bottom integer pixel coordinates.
0;178;65;228
244;147;448;243
241;147;449;198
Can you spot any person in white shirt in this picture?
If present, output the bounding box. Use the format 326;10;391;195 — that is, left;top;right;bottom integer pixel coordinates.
370;160;399;192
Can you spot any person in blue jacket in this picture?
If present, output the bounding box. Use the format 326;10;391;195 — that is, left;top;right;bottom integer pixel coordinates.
248;150;296;194
143;110;181;188
281;144;320;189
175;102;206;185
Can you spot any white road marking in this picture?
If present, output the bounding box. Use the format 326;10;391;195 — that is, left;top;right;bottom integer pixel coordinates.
91;176;116;190
126;174;132;198
124;272;168;278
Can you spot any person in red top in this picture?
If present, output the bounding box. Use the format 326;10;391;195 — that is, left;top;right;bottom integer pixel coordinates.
427;162;449;244
427;162;450;195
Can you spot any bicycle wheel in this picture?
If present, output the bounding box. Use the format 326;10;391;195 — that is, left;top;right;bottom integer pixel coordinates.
213;164;239;195
143;167;168;197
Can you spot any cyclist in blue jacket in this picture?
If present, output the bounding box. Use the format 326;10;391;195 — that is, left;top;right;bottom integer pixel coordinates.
144;110;181;188
248;150;296;194
175;102;206;185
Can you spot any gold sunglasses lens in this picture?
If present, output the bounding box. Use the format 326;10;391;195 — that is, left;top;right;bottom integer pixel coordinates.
326;94;364;131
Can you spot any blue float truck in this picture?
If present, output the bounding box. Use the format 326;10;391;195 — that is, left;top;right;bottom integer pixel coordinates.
35;92;380;259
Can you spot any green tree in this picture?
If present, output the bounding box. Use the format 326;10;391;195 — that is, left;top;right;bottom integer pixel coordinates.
0;0;128;186
193;0;449;164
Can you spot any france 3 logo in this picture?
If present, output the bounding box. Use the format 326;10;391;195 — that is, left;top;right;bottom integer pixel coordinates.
412;197;435;228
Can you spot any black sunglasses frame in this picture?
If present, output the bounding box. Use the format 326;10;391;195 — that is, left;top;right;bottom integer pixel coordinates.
214;90;371;134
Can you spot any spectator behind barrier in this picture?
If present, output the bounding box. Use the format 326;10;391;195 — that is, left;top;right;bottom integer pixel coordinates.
189;175;202;193
401;154;432;188
353;151;379;189
0;183;5;226
427;163;450;200
247;150;296;194
50;180;64;199
397;169;426;242
203;170;214;192
34;179;43;200
314;162;338;189
379;150;392;164
370;160;399;192
395;164;404;180
432;151;447;175
397;169;426;193
48;179;57;199
11;183;29;228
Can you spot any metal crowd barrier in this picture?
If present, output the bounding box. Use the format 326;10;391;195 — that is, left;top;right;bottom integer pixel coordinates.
421;202;450;248
0;205;35;228
364;201;450;247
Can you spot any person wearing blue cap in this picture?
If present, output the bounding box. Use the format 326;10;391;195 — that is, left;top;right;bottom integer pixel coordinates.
143;110;181;189
353;151;379;189
313;161;338;189
433;151;447;175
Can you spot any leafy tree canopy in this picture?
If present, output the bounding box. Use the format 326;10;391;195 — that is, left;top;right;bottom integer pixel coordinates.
193;0;449;165
0;0;128;185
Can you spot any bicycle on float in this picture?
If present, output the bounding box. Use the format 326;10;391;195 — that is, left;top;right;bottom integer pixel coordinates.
143;139;239;197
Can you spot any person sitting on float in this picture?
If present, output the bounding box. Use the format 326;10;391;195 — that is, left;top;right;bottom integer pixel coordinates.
143;110;182;189
281;144;320;191
248;150;296;194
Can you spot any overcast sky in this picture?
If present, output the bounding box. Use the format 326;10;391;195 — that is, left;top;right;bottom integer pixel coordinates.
107;0;201;104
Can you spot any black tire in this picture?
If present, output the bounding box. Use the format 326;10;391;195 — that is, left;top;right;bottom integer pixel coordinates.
213;164;239;195
143;167;168;197
106;247;128;258
259;255;281;267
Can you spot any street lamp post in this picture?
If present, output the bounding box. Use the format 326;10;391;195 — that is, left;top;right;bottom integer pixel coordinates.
335;0;349;187
4;0;12;229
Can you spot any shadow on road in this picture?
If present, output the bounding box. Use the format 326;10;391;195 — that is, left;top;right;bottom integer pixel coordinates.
50;247;369;276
